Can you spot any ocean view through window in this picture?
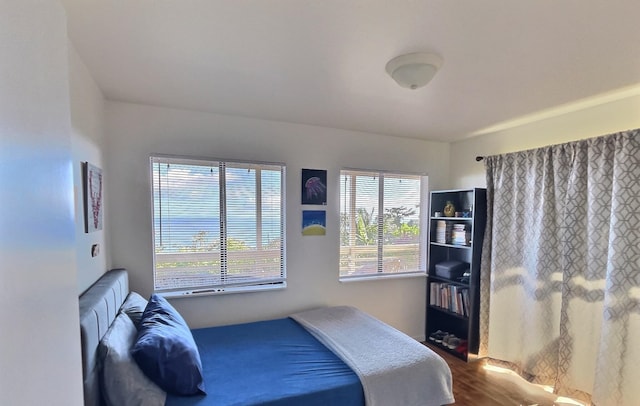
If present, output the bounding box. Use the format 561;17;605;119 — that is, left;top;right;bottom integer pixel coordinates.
151;155;286;295
339;169;427;280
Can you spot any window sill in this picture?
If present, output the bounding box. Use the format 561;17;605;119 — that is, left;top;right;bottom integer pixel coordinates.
339;272;426;283
157;282;287;298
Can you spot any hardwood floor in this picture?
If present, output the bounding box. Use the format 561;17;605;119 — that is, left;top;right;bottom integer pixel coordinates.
424;343;565;406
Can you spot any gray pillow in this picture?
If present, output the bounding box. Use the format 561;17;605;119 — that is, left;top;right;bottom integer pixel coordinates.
98;313;166;406
120;291;148;327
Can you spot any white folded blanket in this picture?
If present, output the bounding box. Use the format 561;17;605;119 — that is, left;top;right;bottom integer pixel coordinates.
291;306;454;406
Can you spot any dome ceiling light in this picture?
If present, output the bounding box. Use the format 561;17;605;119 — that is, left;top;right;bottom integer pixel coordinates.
385;52;443;90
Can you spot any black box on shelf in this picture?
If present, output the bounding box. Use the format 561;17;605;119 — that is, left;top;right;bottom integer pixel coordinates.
435;260;469;279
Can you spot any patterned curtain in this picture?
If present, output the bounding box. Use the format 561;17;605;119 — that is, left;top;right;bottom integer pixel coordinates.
478;129;640;405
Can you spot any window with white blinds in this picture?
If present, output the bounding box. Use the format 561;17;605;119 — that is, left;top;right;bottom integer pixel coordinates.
339;169;427;280
150;155;286;295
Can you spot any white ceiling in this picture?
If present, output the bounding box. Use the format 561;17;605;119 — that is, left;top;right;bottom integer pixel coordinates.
61;0;640;142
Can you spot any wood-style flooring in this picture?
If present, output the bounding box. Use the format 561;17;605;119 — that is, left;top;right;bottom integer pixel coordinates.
424;343;568;406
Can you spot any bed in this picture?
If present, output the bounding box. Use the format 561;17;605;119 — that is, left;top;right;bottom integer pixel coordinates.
79;269;454;406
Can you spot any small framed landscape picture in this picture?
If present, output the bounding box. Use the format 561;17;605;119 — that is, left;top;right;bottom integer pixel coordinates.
83;162;104;233
302;210;326;236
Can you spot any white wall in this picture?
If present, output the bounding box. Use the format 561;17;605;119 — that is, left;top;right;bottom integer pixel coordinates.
450;94;640;188
105;101;450;339
0;1;83;405
68;42;109;293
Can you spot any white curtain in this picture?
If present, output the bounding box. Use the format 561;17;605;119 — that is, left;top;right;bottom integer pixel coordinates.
478;129;640;405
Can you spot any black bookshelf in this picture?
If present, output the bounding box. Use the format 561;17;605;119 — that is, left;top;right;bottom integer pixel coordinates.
426;188;486;362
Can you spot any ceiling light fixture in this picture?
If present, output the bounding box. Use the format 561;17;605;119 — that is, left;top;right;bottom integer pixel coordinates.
385;52;443;90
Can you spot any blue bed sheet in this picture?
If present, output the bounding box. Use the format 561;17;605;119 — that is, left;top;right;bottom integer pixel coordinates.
165;317;364;406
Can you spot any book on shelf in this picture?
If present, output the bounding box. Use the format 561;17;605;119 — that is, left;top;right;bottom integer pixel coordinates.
436;220;452;244
429;282;469;317
451;223;469;245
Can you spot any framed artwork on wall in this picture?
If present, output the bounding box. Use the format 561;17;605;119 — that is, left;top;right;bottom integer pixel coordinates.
302;210;326;236
83;162;103;233
301;168;327;205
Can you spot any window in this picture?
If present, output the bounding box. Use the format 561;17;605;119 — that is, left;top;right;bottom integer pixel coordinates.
150;155;286;296
339;169;427;280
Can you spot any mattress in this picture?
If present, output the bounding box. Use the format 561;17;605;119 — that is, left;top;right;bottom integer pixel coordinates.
165;317;364;406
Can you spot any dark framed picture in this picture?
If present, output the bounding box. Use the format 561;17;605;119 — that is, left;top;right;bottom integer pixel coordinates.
83;162;103;233
301;168;327;205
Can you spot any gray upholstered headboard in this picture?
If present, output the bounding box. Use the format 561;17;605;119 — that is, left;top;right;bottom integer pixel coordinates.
79;269;129;406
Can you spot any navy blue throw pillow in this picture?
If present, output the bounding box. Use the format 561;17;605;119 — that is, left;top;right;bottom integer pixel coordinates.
132;294;205;396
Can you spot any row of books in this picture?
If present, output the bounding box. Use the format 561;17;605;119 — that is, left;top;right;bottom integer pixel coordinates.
435;221;470;245
435;220;451;244
429;282;470;317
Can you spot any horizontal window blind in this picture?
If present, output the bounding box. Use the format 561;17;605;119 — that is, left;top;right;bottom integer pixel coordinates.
339;169;426;279
151;156;285;294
